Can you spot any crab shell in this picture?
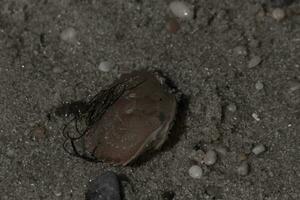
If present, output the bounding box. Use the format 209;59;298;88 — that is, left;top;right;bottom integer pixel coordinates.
84;71;177;166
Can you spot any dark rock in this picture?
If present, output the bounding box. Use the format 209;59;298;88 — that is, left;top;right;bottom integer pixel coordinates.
161;191;175;200
85;172;121;200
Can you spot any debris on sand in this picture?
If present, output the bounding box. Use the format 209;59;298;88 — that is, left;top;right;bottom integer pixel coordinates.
60;71;177;166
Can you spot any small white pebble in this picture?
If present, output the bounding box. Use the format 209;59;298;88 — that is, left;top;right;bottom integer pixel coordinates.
169;1;193;20
60;27;76;43
203;150;217;166
98;61;114;72
272;8;285;21
237;162;249;176
233;46;247;56
188;165;203;179
248;56;262;68
227;103;237;112
54;191;62;197
252;113;260;121
255;81;264;90
6;148;15;158
252;144;266;155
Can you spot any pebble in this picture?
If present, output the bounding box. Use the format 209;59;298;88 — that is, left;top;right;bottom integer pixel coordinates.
85;171;121;200
169;1;193;20
252;113;260;121
248;56;262;68
272;8;285;21
233;46;248;56
203;150;217;166
98;61;114;72
60;27;77;43
227;103;237;112
237;162;249;176
252;144;266;155
255;81;264;90
188;165;203;179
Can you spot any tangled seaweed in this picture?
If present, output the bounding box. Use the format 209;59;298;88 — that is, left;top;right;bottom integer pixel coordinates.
57;75;146;162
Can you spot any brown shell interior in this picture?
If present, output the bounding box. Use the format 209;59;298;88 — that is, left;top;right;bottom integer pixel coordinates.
84;71;176;165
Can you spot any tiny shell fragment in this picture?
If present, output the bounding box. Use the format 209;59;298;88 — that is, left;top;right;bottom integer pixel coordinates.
84;71;177;165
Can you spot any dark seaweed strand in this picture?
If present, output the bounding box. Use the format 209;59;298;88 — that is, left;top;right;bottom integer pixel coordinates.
62;75;146;162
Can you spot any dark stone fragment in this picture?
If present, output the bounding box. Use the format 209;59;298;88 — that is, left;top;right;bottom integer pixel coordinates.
85;172;121;200
161;191;175;200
